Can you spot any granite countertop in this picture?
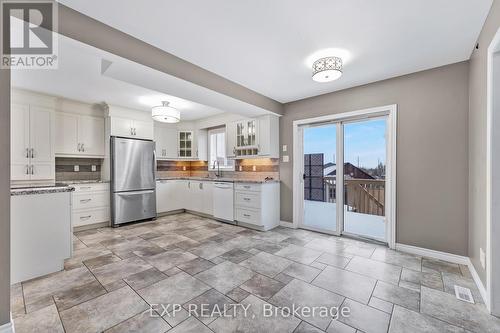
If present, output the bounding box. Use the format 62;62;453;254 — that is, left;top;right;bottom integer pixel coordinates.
11;184;75;196
56;180;110;185
156;177;280;184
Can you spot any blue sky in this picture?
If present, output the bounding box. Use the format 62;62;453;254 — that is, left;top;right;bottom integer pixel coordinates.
303;118;386;168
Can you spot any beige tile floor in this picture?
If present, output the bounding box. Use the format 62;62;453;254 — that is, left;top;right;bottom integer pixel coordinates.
10;213;500;333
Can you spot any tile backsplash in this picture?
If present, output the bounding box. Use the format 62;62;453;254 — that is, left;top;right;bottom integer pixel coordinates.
156;158;279;181
55;157;102;182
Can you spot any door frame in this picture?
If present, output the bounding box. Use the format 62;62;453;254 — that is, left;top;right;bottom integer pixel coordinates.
292;104;397;249
486;27;500;316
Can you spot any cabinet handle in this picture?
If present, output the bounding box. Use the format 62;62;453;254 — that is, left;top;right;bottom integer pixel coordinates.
199;183;203;189
243;197;251;201
25;148;29;158
133;128;137;136
80;215;91;220
25;165;29;175
81;143;85;152
79;186;92;190
79;199;92;203
77;143;80;152
244;185;251;189
30;165;34;175
30;148;34;158
243;214;251;218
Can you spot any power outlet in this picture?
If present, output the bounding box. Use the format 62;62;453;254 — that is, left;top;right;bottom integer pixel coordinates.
252;165;256;172
480;248;486;269
91;165;97;172
282;145;287;152
182;166;186;171
239;165;243;172
282;155;289;163
74;165;79;172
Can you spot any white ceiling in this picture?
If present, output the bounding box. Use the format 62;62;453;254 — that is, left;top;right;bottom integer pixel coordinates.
58;0;492;103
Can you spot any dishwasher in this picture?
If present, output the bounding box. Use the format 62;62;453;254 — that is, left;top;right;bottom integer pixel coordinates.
213;182;235;223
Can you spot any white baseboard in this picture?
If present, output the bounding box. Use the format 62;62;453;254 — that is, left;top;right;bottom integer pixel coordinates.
279;220;295;228
466;258;488;306
395;243;488;305
0;314;14;333
395;243;469;265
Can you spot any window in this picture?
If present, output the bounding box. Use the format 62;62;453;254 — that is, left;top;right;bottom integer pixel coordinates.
208;127;234;170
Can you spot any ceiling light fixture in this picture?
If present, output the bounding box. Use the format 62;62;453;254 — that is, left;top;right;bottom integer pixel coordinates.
152;101;180;123
312;56;343;82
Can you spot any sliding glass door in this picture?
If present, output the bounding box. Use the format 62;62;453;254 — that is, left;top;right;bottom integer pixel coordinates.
343;118;387;241
299;115;388;242
301;123;339;234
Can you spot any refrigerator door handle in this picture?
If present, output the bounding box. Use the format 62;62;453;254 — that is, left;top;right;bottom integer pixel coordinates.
117;190;155;196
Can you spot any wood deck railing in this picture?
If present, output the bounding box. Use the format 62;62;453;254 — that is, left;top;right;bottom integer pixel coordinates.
324;177;385;216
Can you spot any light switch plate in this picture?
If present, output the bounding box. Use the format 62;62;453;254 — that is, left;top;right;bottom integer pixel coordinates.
182;166;186;171
282;145;287;152
252;165;256;172
239;165;243;171
74;165;79;172
282;155;289;163
480;247;486;269
91;165;97;172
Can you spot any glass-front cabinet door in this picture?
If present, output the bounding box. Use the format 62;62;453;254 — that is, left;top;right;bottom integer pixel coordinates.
178;131;193;157
235;119;258;157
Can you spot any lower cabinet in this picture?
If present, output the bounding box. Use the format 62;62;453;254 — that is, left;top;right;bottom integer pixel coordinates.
155;179;279;230
72;183;110;228
234;182;280;231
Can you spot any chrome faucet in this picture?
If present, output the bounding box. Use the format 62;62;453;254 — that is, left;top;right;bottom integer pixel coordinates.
212;160;221;178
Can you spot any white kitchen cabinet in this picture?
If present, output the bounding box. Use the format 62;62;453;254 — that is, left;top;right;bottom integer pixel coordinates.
187;180;203;212
155;125;178;160
202;181;214;215
71;183;110;228
225;114;279;159
55;112;104;157
110;117;153;140
225;122;237;158
11;104;54;181
257;114;280;158
196;129;208;161
234;182;280;231
156;180;184;213
11;104;30;181
78;116;105;156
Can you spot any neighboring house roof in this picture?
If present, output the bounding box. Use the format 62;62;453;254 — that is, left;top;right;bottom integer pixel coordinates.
323;162;374;179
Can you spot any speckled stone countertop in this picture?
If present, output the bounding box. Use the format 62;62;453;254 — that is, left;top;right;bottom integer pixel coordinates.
11;184;75;196
156;177;280;184
56;180;110;185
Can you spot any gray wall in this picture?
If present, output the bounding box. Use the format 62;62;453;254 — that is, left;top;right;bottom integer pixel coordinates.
468;0;500;285
0;69;10;325
280;61;470;256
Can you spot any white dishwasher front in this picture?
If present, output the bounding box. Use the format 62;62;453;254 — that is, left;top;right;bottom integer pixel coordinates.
212;182;234;222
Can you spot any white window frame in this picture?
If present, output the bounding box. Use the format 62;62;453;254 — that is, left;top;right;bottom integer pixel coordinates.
208;127;234;170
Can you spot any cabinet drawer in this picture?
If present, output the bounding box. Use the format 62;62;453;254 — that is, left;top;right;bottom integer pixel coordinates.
234;183;261;192
73;183;109;193
73;208;109;227
235;207;262;226
235;191;261;209
73;192;109;210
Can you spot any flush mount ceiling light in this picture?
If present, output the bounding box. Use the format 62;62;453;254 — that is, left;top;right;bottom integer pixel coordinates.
152;101;180;123
312;56;343;82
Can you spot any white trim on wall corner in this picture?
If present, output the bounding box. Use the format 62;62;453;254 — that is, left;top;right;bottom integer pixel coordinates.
395;243;487;305
467;258;488;306
0;314;14;333
395;243;469;265
279;220;295;228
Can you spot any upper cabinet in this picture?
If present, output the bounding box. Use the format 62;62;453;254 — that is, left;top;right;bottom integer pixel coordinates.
109;117;153;140
226;114;279;159
154;124;207;161
11;103;55;181
154;125;178;160
55;112;105;157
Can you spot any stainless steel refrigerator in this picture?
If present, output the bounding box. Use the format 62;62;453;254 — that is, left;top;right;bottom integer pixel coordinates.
110;136;156;227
